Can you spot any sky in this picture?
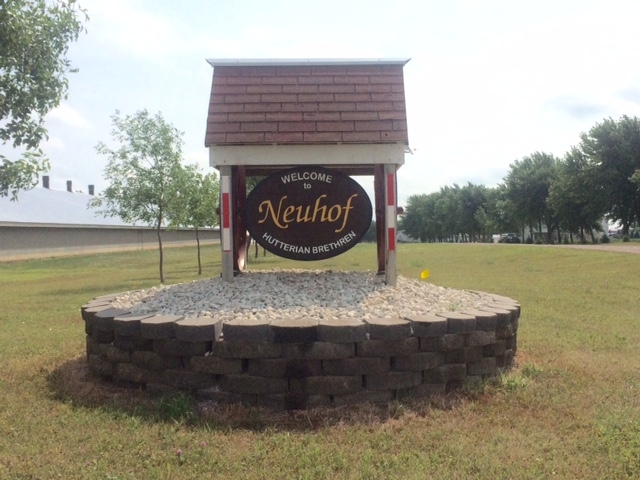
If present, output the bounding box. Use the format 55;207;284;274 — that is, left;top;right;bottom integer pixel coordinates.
15;0;640;206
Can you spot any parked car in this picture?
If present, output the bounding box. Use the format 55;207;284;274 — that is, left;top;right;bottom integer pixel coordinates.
500;233;521;244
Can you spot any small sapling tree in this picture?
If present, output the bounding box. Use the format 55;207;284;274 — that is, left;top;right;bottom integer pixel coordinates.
172;164;219;275
90;110;186;283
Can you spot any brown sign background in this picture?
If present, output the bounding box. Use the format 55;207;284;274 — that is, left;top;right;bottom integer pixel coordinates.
244;166;372;261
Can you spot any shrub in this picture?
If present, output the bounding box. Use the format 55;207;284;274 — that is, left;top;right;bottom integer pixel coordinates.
601;234;610;243
623;235;631;242
563;236;570;244
534;238;543;245
525;237;534;244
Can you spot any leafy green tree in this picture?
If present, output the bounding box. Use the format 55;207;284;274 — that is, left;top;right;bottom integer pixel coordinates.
504;152;559;242
631;169;640;189
401;193;439;242
361;220;377;243
578;115;640;235
0;0;87;199
457;182;488;242
475;186;519;240
402;185;489;243
90;110;186;283
172;164;219;275
548;147;608;243
434;185;462;242
402;184;522;243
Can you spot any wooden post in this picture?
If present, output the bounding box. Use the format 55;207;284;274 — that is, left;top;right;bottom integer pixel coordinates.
219;165;234;282
232;166;247;273
374;164;386;275
384;164;397;286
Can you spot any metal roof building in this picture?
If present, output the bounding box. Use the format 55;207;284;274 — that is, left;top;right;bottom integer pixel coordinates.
0;178;217;260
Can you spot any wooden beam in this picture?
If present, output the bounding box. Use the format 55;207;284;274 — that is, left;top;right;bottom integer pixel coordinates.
232;166;247;273
219;166;234;282
384;164;397;286
374;164;386;275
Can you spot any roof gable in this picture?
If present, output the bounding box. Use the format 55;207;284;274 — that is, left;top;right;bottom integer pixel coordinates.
205;59;410;147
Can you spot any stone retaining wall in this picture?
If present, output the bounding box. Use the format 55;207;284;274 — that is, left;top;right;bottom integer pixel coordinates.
81;292;519;410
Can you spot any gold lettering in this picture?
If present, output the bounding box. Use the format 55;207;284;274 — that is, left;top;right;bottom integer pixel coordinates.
335;194;357;233
326;204;341;222
296;205;312;223
312;194;328;222
257;196;289;229
256;193;358;232
282;205;296;223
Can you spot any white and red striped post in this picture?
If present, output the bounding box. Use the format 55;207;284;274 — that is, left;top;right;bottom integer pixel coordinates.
384;164;397;286
219;166;234;282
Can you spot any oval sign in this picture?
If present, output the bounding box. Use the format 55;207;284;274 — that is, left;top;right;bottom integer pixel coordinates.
244;166;372;261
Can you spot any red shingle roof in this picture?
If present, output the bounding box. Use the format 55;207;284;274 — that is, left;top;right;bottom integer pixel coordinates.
205;59;409;146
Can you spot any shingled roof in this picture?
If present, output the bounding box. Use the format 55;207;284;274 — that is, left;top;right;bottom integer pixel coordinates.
205;59;410;147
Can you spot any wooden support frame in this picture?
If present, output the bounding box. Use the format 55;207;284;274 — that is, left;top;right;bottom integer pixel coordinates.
219;163;400;284
374;165;386;275
384;164;398;286
232;166;248;274
219;166;234;282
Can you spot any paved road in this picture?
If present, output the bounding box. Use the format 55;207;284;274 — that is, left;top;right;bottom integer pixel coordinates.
490;242;640;255
467;242;640;255
552;243;640;255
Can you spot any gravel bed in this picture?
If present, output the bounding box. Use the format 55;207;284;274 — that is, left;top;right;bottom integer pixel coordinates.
112;269;494;322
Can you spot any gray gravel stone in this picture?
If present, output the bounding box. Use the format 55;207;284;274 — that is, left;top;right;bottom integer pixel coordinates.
111;269;495;323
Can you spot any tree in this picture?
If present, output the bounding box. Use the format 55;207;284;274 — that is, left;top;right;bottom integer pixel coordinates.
402;184;521;243
434;185;461;242
90;110;186;283
632;169;640;189
457;182;488;242
504;152;559;242
172;164;219;275
548;147;608;243
361;220;377;243
475;185;519;240
0;0;87;199
578;115;640;235
401;193;438;242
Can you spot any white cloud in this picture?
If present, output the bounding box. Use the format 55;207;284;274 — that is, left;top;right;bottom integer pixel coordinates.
80;0;190;60
183;150;211;171
41;136;65;150
46;104;92;130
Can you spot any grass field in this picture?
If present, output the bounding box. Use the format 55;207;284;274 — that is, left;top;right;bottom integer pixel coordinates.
1;243;639;479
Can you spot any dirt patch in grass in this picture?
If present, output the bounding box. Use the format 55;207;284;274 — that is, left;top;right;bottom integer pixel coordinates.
47;356;156;410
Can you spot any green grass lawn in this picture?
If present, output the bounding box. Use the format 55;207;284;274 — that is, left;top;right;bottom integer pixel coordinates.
1;243;639;479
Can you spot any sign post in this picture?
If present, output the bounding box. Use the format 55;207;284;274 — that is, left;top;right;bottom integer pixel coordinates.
384;164;397;286
219;165;234;282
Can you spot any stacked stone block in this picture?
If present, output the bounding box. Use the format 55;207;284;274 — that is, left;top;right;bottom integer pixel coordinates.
81;292;520;410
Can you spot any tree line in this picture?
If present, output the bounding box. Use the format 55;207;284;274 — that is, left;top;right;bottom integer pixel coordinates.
401;115;640;244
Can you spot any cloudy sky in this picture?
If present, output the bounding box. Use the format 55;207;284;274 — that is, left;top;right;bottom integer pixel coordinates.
26;0;640;205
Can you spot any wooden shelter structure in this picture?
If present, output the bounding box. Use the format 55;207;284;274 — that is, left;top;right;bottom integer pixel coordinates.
204;58;410;285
